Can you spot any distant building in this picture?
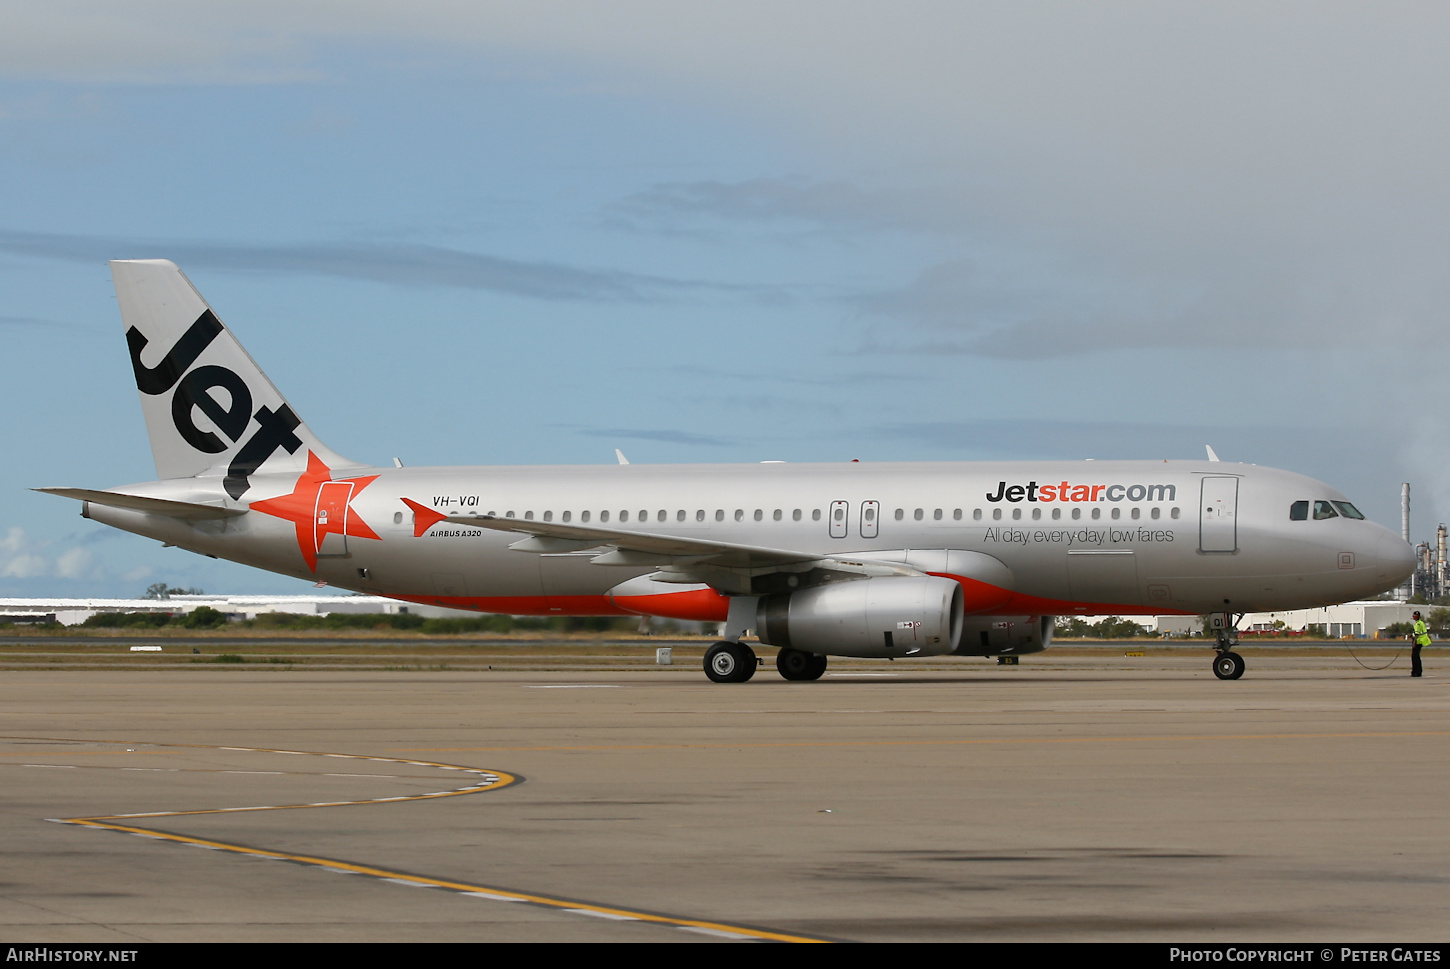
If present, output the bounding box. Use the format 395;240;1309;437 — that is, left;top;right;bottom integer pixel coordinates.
0;594;482;627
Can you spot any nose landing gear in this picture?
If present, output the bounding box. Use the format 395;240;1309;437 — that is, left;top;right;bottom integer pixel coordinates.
1213;650;1245;680
1209;611;1246;680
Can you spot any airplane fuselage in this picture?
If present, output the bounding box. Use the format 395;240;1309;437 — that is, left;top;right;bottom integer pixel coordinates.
85;458;1412;622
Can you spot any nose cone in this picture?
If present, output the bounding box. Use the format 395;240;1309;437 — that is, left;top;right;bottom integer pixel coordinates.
1366;525;1416;593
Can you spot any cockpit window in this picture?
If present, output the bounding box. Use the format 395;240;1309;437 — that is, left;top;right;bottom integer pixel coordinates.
1332;501;1365;520
1313;500;1339;520
1290;500;1308;521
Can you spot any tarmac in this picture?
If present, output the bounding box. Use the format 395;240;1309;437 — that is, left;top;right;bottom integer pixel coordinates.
1;649;1447;942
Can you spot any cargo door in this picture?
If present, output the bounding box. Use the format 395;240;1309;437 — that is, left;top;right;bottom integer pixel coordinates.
1067;549;1139;607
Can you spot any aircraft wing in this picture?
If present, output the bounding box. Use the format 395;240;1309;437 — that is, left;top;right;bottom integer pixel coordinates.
404;499;915;594
36;488;247;520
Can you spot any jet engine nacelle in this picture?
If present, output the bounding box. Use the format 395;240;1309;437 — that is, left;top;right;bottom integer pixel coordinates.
951;615;1054;657
755;576;964;658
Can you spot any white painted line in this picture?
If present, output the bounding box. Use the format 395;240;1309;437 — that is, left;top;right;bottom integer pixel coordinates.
827;673;898;677
565;908;638;921
382;878;433;888
524;685;621;689
679;926;757;939
461;891;526;902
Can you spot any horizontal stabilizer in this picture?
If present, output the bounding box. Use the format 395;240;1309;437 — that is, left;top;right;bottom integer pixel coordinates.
35;487;247;520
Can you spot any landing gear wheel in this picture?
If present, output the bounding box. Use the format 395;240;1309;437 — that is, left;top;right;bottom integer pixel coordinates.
704;641;757;683
1212;651;1245;680
777;648;828;681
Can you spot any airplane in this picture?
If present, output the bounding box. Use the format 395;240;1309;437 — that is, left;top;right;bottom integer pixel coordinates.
38;260;1416;683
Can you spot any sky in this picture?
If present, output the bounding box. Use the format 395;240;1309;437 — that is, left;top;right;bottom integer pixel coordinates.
1;2;1447;596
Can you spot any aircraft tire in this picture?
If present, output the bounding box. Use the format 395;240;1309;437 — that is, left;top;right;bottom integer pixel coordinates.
776;647;826;681
705;641;754;683
1212;651;1245;680
806;652;828;679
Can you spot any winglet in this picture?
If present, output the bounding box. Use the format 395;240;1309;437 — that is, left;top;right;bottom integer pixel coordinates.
401;497;448;538
615;449;630;465
1205;445;1221;462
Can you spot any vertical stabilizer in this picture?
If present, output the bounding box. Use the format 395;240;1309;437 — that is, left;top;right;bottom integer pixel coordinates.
111;259;366;497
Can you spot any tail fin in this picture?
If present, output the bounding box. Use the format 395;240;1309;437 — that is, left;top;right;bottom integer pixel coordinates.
111;259;366;498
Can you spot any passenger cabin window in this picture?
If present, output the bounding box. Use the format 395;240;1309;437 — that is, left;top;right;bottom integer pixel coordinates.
895;508;904;521
812;509;821;521
992;508;1002;521
1313;500;1338;520
953;509;962;520
716;509;724;522
735;509;744;522
773;509;782;521
933;508;942;520
755;509;764;521
1333;501;1366;520
973;508;982;521
793;509;802;521
1290;500;1309;521
601;510;610;523
914;508;924;521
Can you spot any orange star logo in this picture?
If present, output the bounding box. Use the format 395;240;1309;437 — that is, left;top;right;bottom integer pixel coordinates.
249;451;380;571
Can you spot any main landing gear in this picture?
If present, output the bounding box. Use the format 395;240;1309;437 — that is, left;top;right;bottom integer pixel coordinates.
703;641;757;683
702;643;828;683
1210;611;1246;680
775;647;828;681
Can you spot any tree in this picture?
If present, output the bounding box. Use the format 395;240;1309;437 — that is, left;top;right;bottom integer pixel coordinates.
143;583;205;600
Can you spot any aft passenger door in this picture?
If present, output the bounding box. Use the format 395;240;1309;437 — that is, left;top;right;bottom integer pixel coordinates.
314;481;354;557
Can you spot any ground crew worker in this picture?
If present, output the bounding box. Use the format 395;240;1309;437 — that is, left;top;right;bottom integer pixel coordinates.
1411;611;1430;677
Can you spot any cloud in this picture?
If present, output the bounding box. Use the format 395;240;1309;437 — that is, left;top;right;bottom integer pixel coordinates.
576;427;737;447
0;315;84;329
0;527;49;579
611;177;968;235
54;547;95;580
0;230;741;303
